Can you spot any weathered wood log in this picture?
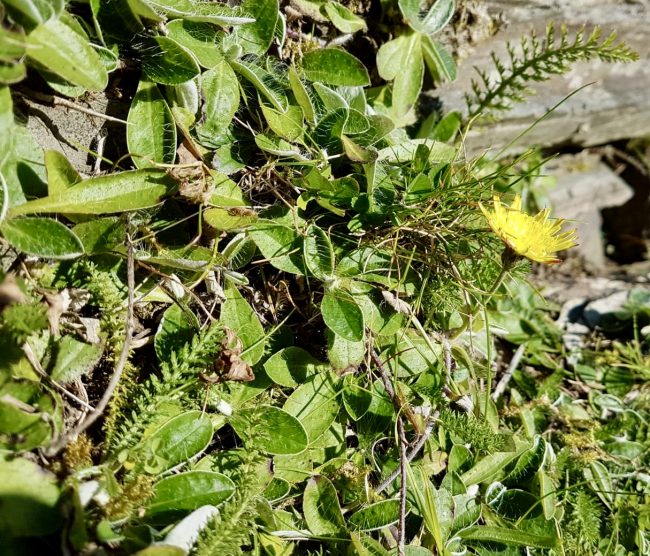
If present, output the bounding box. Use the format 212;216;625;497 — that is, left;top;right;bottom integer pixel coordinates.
437;0;650;154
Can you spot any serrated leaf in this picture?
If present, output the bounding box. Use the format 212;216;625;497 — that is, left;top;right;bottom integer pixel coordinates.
128;80;177;168
1;216;84;259
458;525;557;549
9;169;177;216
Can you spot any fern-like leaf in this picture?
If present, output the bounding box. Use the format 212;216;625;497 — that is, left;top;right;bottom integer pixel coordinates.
105;323;223;455
465;23;638;121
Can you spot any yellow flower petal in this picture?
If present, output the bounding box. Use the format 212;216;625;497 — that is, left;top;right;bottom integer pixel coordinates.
481;195;578;264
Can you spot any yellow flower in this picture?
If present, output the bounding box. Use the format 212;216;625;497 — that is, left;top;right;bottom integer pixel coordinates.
480;194;578;264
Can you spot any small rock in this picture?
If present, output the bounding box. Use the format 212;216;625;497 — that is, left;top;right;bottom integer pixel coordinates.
583;290;629;329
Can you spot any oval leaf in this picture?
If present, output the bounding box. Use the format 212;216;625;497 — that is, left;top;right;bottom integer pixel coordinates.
128;79;177;168
321;289;365;342
1;216;83;259
301;49;370;87
148;471;235;515
145;411;213;471
230;405;308;455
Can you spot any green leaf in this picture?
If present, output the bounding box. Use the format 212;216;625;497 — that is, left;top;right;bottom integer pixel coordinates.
195;60;240;148
249;223;305;274
288;65;315;124
0;456;61;537
203;207;258;231
142;36;200;85
398;0;454;35
44;150;81;195
155;303;199;363
377;36;408;81
9;169;177;216
261;103;304;142
390;33;423;122
26;18;108;91
231;59;288;112
128;80;177;168
220;282;266;365
342;381;372;420
303;223;335;279
143;411;213;472
422;36;456;82
323;2;367;34
342;135;378;163
377;139;455;164
224;0;279;55
458;525;557;549
303;476;346;535
148;471;235;515
1;217;84;259
380;331;441;377
50;336;104;384
328;330;365;371
231;406;308;455
461;440;529;486
264;346;327;387
72;217;125;254
349;500;401;531
302;49;370;87
166;19;223;68
321;289;365;342
283;372;339;443
3;0;61;27
255;134;304;159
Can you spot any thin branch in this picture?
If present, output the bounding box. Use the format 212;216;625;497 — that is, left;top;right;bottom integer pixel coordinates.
492;343;526;401
17;89;131;125
370;349;422;434
375;417;436;494
46;233;135;456
397;417;407;556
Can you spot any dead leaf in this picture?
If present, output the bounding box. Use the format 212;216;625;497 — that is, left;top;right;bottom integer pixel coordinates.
0;274;25;309
201;328;255;383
